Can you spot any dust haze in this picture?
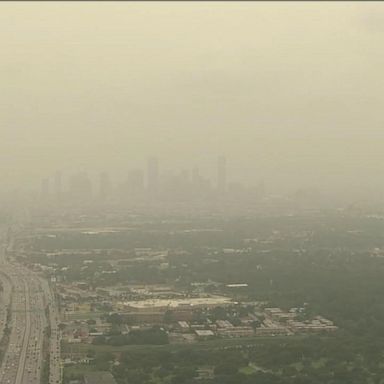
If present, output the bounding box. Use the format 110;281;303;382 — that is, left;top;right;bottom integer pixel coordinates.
1;2;384;204
3;4;384;384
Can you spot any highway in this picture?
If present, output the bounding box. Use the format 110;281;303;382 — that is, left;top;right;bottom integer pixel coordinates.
0;270;12;342
40;277;62;384
14;279;32;384
0;242;62;384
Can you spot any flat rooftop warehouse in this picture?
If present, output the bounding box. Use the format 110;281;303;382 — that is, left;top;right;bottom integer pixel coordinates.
84;372;117;384
120;296;232;310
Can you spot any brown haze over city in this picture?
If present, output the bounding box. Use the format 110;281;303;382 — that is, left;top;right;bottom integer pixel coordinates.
1;2;384;202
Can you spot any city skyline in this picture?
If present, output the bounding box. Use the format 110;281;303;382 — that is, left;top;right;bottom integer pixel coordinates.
36;156;236;201
2;2;384;200
1;3;384;384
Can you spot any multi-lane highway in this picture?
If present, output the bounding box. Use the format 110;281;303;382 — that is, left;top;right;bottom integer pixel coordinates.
0;243;61;384
40;277;62;384
0;270;12;342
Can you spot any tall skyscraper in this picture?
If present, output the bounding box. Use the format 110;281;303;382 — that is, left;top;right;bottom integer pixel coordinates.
217;156;227;194
127;169;144;194
41;178;50;199
69;172;92;202
99;171;111;200
54;171;62;200
147;157;159;195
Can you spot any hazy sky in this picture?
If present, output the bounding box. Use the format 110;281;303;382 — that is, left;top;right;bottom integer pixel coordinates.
1;2;384;196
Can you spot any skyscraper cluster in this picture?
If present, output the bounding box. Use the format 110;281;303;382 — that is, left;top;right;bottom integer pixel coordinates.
37;156;263;206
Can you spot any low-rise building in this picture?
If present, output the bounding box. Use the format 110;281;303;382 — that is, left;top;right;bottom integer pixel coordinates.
195;329;215;339
217;326;254;338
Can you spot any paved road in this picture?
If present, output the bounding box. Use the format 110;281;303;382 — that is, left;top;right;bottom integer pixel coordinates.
14;279;31;384
0;271;12;341
0;244;61;384
0;266;44;384
40;277;62;384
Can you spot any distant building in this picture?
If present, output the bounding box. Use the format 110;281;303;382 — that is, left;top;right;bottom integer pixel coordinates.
217;156;226;194
54;171;62;200
41;177;50;199
177;321;190;332
147;157;159;195
217;326;254;338
99;171;111;200
195;329;215;339
226;283;249;288
127;169;144;195
69;172;92;201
